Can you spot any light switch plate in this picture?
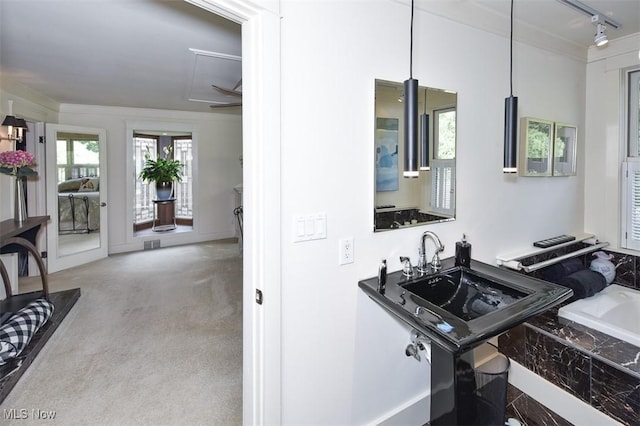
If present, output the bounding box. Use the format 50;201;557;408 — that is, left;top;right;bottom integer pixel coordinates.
293;212;327;242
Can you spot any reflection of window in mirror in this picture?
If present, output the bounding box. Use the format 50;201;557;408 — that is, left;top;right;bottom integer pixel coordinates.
434;107;456;160
56;135;100;182
431;107;456;217
133;132;193;234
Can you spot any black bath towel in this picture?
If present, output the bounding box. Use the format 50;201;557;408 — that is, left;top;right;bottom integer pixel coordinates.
558;269;606;301
543;257;585;284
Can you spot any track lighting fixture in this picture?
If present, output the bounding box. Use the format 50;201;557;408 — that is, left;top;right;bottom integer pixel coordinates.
557;1;621;47
503;0;518;173
403;0;419;178
593;18;608;47
594;22;607;46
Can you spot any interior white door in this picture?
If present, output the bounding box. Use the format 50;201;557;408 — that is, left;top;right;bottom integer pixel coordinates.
45;124;108;273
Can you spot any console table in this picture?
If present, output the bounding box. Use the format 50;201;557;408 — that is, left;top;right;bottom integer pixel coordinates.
0;216;50;311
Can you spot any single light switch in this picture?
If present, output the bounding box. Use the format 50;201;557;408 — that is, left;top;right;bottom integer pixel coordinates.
314;213;326;238
305;217;315;236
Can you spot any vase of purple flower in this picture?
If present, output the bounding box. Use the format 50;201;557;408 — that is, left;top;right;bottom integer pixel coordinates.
0;150;38;222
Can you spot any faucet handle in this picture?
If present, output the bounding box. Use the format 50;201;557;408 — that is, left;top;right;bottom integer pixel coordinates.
417;247;429;274
431;253;442;271
399;256;414;277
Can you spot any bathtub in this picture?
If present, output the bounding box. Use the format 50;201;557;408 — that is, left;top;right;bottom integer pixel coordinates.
558;284;640;347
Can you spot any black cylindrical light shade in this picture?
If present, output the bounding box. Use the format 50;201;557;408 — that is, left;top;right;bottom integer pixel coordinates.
404;78;419;178
503;95;518;173
420;113;430;170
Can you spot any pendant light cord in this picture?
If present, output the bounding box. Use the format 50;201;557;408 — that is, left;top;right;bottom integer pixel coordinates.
509;0;514;97
410;0;414;79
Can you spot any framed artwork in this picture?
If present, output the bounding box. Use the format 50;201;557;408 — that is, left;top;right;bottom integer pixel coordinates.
553;123;577;176
375;118;399;191
519;117;554;177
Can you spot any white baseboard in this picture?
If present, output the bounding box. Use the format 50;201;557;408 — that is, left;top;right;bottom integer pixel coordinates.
368;390;430;426
508;360;622;426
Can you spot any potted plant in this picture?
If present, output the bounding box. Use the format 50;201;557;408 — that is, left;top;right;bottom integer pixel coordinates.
139;146;184;200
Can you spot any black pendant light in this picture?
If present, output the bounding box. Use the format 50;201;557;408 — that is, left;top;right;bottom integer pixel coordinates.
420;87;430;171
403;0;419;178
503;0;518;173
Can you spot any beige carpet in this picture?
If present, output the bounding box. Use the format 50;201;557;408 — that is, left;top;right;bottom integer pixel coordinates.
0;240;242;425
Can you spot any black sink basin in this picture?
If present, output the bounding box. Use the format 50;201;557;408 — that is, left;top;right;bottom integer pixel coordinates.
359;257;573;353
401;267;529;321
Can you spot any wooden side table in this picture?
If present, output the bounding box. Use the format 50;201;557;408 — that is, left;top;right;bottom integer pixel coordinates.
152;199;176;232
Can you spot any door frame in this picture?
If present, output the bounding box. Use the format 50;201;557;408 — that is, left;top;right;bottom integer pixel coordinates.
186;1;282;424
44;124;109;273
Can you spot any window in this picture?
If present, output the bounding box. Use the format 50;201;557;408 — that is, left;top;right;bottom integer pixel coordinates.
173;138;193;219
133;133;193;232
622;69;640;249
133;136;157;225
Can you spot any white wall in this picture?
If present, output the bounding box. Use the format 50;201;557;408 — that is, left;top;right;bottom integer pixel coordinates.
584;34;640;249
57;104;242;253
279;1;586;424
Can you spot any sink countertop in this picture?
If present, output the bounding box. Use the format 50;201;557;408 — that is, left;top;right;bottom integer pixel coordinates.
358;257;573;353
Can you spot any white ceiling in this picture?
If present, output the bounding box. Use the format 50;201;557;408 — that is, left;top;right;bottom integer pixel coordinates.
0;1;638;115
0;0;241;113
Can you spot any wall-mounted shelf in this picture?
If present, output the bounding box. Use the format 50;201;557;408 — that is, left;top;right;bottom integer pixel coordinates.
496;233;609;273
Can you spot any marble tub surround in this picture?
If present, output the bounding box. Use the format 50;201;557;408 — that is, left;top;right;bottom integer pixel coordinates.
498;244;640;425
499;308;640;425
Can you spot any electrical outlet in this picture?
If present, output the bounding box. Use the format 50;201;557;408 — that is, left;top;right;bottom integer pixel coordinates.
339;237;354;265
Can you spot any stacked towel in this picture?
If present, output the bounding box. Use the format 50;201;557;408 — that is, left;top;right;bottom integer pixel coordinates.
558;269;606;302
543;258;585;284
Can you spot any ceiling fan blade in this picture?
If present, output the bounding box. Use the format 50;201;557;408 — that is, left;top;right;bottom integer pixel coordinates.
209;102;242;109
212;84;242;97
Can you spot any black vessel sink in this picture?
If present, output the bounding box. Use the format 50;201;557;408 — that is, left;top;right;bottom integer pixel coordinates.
359;258;573;353
401;267;529;321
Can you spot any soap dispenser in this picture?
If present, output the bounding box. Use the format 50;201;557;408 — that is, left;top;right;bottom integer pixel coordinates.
377;259;387;294
455;234;471;267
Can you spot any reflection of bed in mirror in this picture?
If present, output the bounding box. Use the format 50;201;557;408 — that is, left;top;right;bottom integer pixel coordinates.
57;177;100;233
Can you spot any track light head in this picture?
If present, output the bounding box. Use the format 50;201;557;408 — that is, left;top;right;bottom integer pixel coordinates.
594;22;608;47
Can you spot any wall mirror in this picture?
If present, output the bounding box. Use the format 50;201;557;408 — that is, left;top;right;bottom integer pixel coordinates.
374;79;457;232
520;117;554;177
553;123;577;176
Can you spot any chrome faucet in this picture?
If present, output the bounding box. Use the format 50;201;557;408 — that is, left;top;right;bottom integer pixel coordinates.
417;231;445;273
